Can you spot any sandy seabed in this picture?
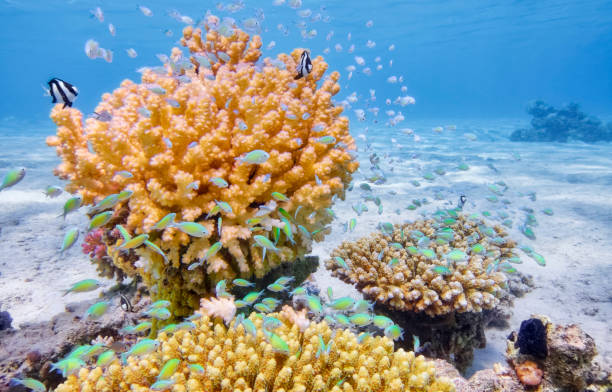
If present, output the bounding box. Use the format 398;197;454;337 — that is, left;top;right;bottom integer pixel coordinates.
0;119;610;374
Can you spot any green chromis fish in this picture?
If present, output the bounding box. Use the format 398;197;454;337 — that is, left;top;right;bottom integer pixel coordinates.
431;265;452;276
271;191;289;202
149;300;171;309
444;249;468;262
51;357;85;377
274;276;295;286
243;290;264;304
241;318;257;337
264;330;290;355
115;224;131;241
173;221;208;237
210;177;229;188
253;235;279;251
316;335;332;358
84;301;110;319
353;299;373;313
115;170;133;178
334;314;351;327
157;358;180;380
262;298;281;309
233;278;255;287
413;335;421;352
88;211;113;231
529;252;546;266
236;149;270;165
144;240;168;263
215;200;233;214
289;286;306;296
349;218;357;232
267;283;288;292
10;378;46;392
145;307;171;320
471;243;485;254
349;313;372;327
119;233;149;249
117;189;133;202
205;241;222;260
0;168;26;191
305;295;323;314
64;278;101;296
316;135;336;145
121;321;152;334
388;257;400;268
188;363;205;374
60;195;82;219
60;227;79;253
44;185;63;198
96;350;116;367
332;256;348;269
153;213;176;230
372;315;394;329
384;324;404;341
92;194;119;212
328;297;354;310
277;207;293;223
150;379;175;391
121;339;160;363
420;248;436;259
254;303;272;313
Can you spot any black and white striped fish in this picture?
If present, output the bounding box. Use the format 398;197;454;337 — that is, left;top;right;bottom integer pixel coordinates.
294;50;312;80
48;78;78;108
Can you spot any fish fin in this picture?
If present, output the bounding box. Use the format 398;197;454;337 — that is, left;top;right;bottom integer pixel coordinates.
294;73;302;80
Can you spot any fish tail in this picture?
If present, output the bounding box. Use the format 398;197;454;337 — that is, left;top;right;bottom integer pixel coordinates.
294;74;302;80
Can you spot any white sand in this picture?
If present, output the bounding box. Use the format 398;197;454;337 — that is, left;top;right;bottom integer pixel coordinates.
0;120;610;373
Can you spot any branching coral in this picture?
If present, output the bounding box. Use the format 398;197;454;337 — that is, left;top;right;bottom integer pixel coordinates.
326;212;512;317
55;305;454;392
47;17;357;315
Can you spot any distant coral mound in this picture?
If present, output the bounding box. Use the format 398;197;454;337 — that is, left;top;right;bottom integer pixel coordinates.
510;101;612;143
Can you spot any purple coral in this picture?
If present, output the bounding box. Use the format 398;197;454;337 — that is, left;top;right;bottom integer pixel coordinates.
82;228;108;260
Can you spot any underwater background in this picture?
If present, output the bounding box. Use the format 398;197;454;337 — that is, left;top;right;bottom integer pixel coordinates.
0;0;611;391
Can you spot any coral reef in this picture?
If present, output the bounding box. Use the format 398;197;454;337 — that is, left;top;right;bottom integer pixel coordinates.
507;315;611;391
55;304;455;392
326;213;510;317
510;100;612;143
47;18;357;316
325;212;517;371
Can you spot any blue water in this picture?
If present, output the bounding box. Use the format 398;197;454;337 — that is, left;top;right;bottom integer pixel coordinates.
0;0;611;125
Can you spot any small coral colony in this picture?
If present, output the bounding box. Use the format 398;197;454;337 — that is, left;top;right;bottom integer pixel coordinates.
2;4;553;392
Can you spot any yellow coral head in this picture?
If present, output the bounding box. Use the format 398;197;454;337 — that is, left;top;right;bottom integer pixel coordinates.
47;16;358;315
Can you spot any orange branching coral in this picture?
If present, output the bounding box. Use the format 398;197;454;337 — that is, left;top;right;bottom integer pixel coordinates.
326;213;511;316
47;18;357;315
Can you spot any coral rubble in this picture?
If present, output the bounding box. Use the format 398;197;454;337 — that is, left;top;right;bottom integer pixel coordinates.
47;18;357;316
55;305;455;392
510;101;612;143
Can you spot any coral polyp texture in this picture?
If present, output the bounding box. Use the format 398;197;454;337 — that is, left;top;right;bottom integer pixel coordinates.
326;212;512;317
55;307;454;392
47;18;357;314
